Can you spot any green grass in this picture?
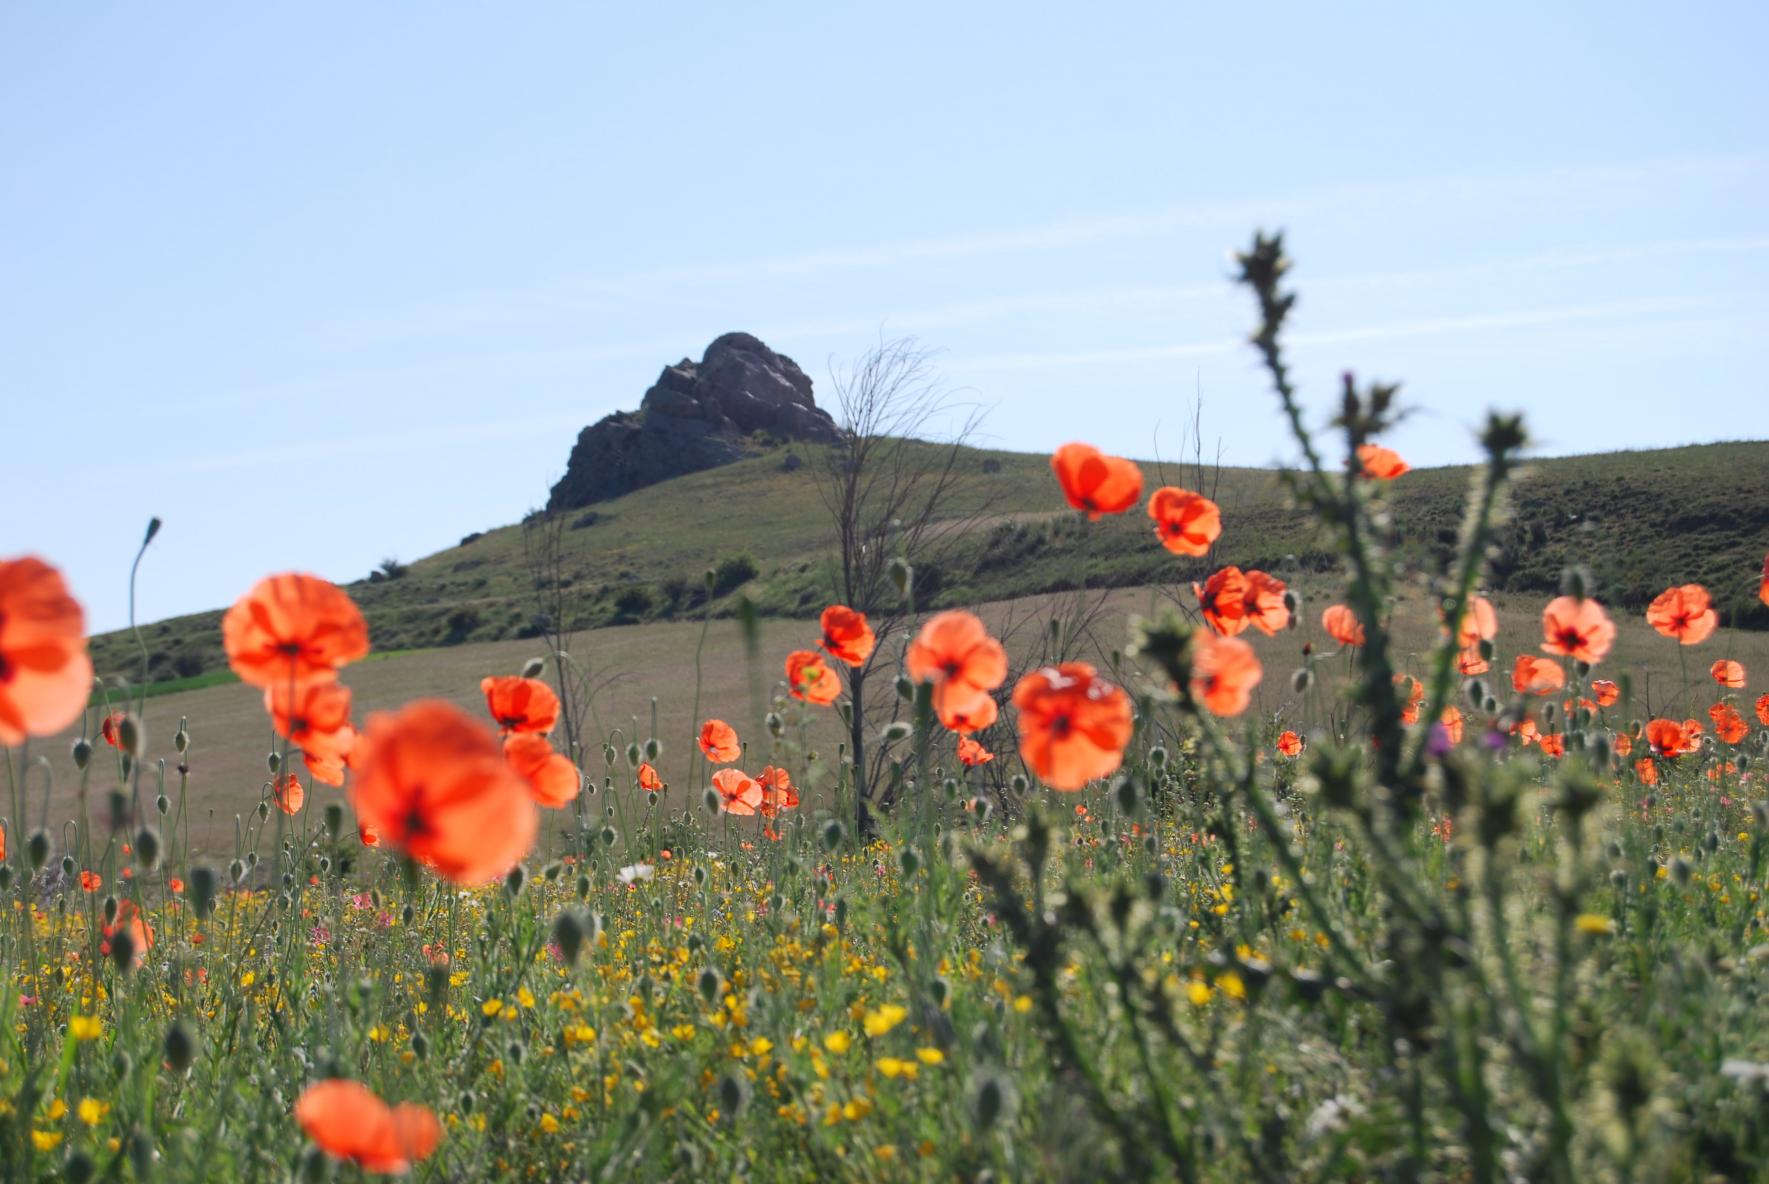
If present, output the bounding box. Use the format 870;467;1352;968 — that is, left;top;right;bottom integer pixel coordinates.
84;438;1769;687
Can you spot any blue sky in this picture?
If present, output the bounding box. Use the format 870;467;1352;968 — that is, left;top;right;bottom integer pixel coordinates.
4;3;1766;632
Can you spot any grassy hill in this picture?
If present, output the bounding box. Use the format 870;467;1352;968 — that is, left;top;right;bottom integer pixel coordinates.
88;438;1769;690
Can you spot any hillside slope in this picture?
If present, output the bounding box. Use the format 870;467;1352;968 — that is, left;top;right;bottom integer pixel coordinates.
88;439;1769;687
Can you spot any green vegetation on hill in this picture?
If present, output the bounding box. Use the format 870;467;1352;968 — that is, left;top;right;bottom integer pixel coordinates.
87;439;1769;685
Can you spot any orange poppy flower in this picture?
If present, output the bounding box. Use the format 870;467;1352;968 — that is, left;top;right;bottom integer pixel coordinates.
785;650;841;706
1644;717;1700;758
939;690;998;735
265;682;357;788
0;555;94;747
1011;662;1134;790
756;766;800;816
503;733;580;808
79;869;102;892
1356;444;1409;480
957;736;994;766
0;822;5;862
1457;646;1490;676
1051;443;1144;519
1613;732;1632;757
1590;679;1619;707
1511;718;1539;746
99;712;126;748
1540;596;1615;664
1634;757;1658;786
905;610;1008;722
222;573;369;689
274;773;306;815
1761;553;1769;607
1147;487;1222;556
1438;706;1465;745
480;676;560;735
295;1080;441;1175
1241;570;1291;635
1189;630;1264;718
1709;702;1749;745
1537;732;1565;759
1453;596;1499;647
1321;604;1366;647
1276;730;1304;757
637;762;664;792
1396;674;1425;725
1194;567;1250;636
818;605;876;667
359;822;381;848
1645;584;1717;645
1758;693;1769;727
1711;659;1746;689
348;700;537;887
711;768;763;815
1512;655;1565;696
698;719;741;763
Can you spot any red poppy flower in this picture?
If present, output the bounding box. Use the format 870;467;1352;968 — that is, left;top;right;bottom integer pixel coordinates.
1634;757;1658;785
99;712;126;748
939;690;998;735
957;736;994;766
698;719;741;763
100;899;153;969
1711;659;1746;689
1147;487;1222;556
1276;730;1304;757
818;605;876;667
0;555;94;747
1708;702;1748;744
295;1080;441;1175
222;573;369;689
480;676;560;735
905;611;1008;723
1512;655;1566;696
1645;584;1717;646
1012;662;1134;790
1396;674;1425;725
712;768;763;815
359;822;381;849
1193;567;1250;636
1051;443;1144;519
79;869;102;892
637;762;664;792
1457;647;1490;676
1356;444;1409;480
1644;718;1700;757
1454;596;1499;647
1241;570;1290;635
503;733;580;808
348;700;537;887
1190;630;1264;718
1438;706;1464;746
1540;596;1615;664
274;773;306;815
756;766;799;816
266;682;357;788
1321;604;1365;647
1758;693;1769;727
1613;733;1632;757
1761;554;1769;607
785;650;841;706
1590;679;1619;707
1537;732;1565;759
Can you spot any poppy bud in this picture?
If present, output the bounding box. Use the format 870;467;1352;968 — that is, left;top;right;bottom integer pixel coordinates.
411;1031;428;1060
576;874;591;900
698;966;722;1004
1292;668;1313;693
718;1072;748;1119
895;675;915;703
882;722;912;744
703;788;719;813
156;794;170;816
1282;589;1301;625
888;558;913;600
229;859;245;884
174;719;189;753
61;854;75;877
65;1152;96;1184
703;568;716;590
971;797;992;823
109;927;137;973
823;820;845;850
1115;776;1138;814
972;1073;1012;1133
521;657;546;679
899;848;920;877
71;737;93;770
134;828;160;870
505;864;527;897
1465;680;1486;707
108;790;129;830
298;1145;328;1184
266;751;281;774
765;713;783;739
164;1021;196;1073
600;826;617;847
1478;638;1495;661
116;715;143;757
1560;566;1591;600
1670;857;1692;886
553;910;586;965
834;898;848;929
102;895;119;925
644;738;661;761
26;829;49;872
0;866;10;891
1010;775;1029;795
188;864;217;916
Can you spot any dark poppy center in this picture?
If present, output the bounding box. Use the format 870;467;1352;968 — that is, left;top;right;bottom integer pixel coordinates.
1049;712;1073;738
1556;628;1583;650
401;788;436;840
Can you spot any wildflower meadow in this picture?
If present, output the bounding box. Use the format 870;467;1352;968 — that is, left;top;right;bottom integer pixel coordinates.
8;235;1769;1183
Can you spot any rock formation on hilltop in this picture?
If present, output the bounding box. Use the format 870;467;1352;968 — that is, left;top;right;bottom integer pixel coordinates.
547;333;842;511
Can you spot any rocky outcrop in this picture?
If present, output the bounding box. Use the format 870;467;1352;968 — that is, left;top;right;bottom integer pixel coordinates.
547;333;841;510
